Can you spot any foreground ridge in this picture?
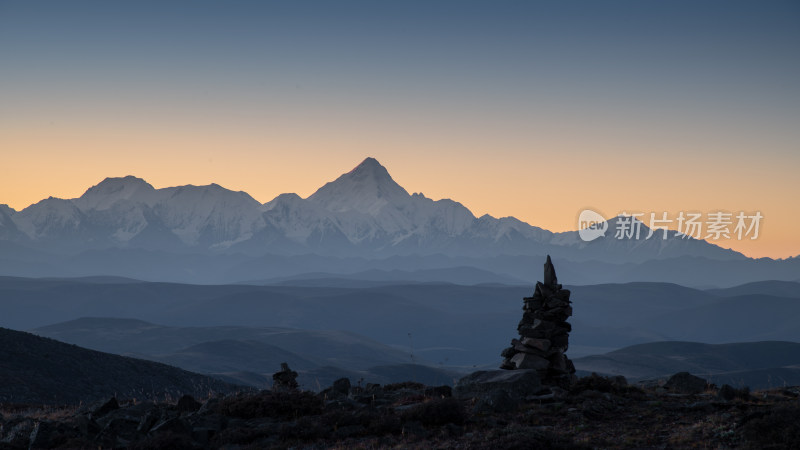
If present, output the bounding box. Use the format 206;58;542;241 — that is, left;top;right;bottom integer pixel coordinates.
1;372;797;448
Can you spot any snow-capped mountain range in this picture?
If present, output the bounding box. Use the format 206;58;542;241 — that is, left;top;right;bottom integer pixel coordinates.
1;157;743;262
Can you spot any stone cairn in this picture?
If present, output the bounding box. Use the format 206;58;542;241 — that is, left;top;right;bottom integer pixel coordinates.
272;362;299;391
500;255;576;387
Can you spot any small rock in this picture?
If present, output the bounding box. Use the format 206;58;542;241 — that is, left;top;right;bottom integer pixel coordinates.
511;352;550;370
611;375;628;387
717;384;737;401
176;394;202;412
521;337;551;352
93;397;120;418
321;378;352;400
332;377;351;395
96;416;142;447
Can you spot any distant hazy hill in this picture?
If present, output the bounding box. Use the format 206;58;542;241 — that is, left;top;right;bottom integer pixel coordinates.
32;318;462;389
0;327;238;404
574;341;800;389
33;317;415;370
253;266;528;286
148;339;319;375
706;280;800;298
9;278;800;367
4;157;793;287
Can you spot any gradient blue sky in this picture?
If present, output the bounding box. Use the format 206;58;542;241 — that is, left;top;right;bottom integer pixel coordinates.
2;1;799;257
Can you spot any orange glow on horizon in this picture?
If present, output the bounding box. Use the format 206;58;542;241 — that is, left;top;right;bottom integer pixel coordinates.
2;123;797;259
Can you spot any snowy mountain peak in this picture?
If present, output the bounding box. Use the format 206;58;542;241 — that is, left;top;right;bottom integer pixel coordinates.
75;176;157;211
1;159;747;263
337;157;400;191
263;193;304;210
13;197;84;239
90;175;152;193
308;157;410;215
347;156;387;175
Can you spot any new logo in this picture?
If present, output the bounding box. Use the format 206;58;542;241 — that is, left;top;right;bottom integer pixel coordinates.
578;209;608;242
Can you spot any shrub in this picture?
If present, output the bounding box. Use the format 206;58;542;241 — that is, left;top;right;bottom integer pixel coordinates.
368;412;403;435
401;398;465;427
384;381;425;391
571;373;615;393
740;404;800;448
130;432;195;450
571;373;640;395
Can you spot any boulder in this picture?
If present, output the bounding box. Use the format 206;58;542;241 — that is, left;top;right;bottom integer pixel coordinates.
454;369;543;400
321;377;352;400
0;419;34;448
664;372;708;394
332;377;351;395
92;397;120;418
96;415;142;447
176;394;202;413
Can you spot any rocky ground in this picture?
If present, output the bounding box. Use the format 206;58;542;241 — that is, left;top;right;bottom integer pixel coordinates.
1;374;799;449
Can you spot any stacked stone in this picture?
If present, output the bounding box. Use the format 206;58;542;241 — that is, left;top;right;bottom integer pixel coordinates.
500;255;576;387
272;362;299;391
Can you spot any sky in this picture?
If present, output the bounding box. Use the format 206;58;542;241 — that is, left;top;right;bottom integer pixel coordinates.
1;1;798;258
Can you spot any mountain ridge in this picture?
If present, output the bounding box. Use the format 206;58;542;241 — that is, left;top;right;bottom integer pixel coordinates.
1;157;746;264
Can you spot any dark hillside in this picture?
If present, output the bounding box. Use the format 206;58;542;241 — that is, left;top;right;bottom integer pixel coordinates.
0;327;238;404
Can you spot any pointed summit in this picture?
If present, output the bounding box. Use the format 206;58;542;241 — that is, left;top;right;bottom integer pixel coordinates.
308;157;410;215
340;157;396;186
347;156;387;173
